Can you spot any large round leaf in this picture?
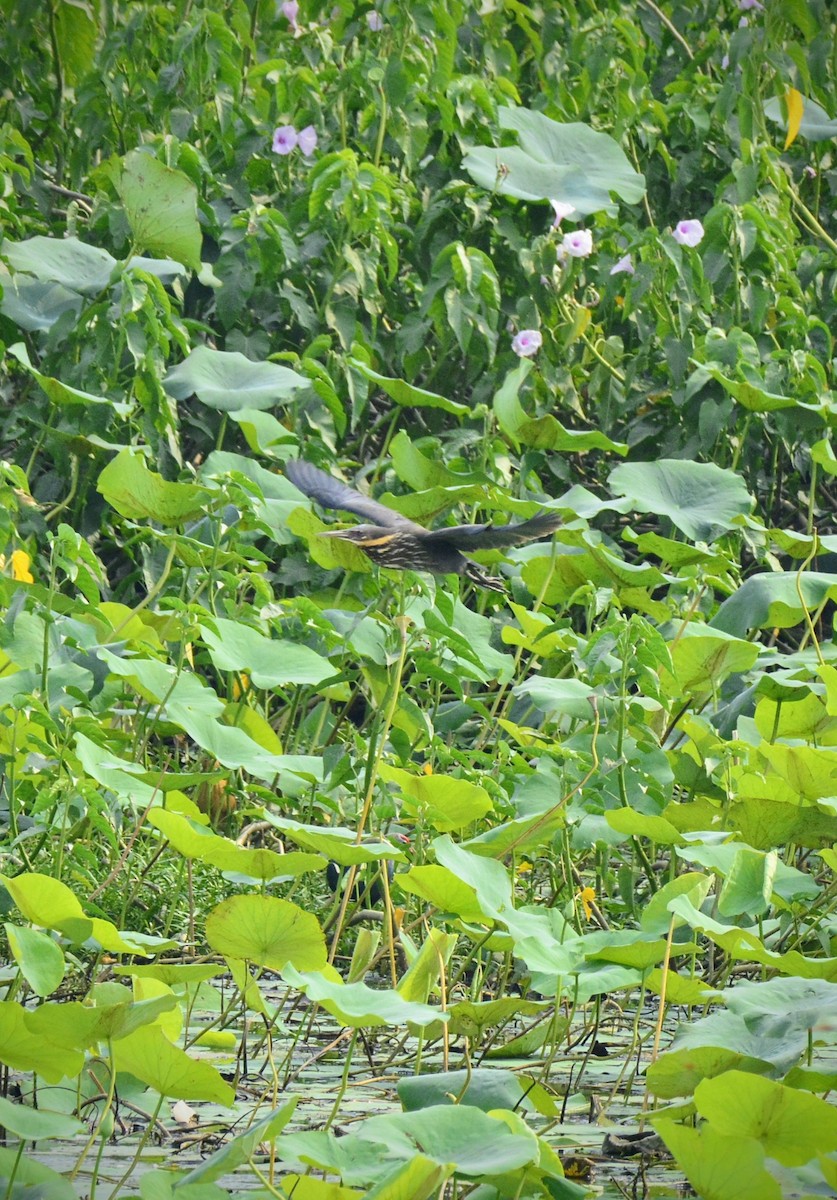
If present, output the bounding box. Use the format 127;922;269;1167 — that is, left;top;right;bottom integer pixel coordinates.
115;150;201;271
164;346;307;411
97;449;211;525
205;895;326;970
608;459;753;543
463;107;645;215
200;618;334;687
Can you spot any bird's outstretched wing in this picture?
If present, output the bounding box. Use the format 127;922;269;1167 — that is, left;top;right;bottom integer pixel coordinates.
285;460;423;531
426;510;562;551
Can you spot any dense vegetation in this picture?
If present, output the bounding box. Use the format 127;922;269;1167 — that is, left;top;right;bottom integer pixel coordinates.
2;1;837;1196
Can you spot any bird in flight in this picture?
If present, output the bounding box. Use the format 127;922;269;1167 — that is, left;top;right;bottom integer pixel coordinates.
285;459;562;592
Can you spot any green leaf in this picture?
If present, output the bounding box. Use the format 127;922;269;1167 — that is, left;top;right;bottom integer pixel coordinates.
0;1147;78;1200
696;363;799;412
668;895;837;980
396;864;488;923
0;1094;82;1141
717;847;776;918
609;460;753;543
200;618;334;687
605;808;684;845
397;1068;529;1113
397;928;457;1003
97;449;212;525
282;964;446;1028
646;1041;776;1100
53;0;97;85
640;872;712;935
695;1071;837;1165
653;1120;781;1200
1;872;84;927
262;815;408;867
4;923;65;997
383;767;493;832
463;107;645;214
115;150;202;271
179;1100;298;1185
348;358;469;416
0;271;83;331
712;572;837;635
205;894;327;971
725;976;837;1031
363;1156;453;1200
98;650;304;784
676;842;818;906
26;994;178;1046
277;1104;538;1181
164;346;307;411
111;1025;234;1104
0;1001;84;1082
461;805;568;857
388;431;467;490
668;628;760;695
494;361;628;453
4;236;115;293
8;343;131;414
115;963;223;986
514;677;597;720
148;809;326;882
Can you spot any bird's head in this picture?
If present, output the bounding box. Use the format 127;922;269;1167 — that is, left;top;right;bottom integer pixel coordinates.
317;525;398;548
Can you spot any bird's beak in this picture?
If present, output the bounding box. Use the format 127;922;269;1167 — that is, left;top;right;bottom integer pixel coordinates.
316;529;349;539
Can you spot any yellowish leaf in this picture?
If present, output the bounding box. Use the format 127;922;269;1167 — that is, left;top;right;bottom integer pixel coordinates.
784;88;804;150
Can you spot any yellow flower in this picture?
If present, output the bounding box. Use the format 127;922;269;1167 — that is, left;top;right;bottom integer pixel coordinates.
232;673;250;699
579;886;596;920
422;761;433;775
9;550;33;583
517;861;533;875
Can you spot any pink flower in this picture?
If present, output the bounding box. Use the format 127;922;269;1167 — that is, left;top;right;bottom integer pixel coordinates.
272;125;298;155
804;165;817;179
281;0;300;28
610;254;634;276
673;219;704;247
366;10;383;29
550;200;576;228
721;53;730;69
512;329;542;358
298;125;318;156
738;0;763;9
562;229;593;258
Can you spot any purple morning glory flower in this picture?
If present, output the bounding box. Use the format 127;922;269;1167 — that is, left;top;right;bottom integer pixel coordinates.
673;219;705;247
610;254;635;276
281;0;300;28
738;0;763;9
272;125;298;155
512;329;542;358
550;200;575;228
562;229;593;258
298;125;318;156
366;10;384;29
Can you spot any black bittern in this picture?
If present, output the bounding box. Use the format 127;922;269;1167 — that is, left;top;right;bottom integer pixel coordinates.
285;459;562;592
